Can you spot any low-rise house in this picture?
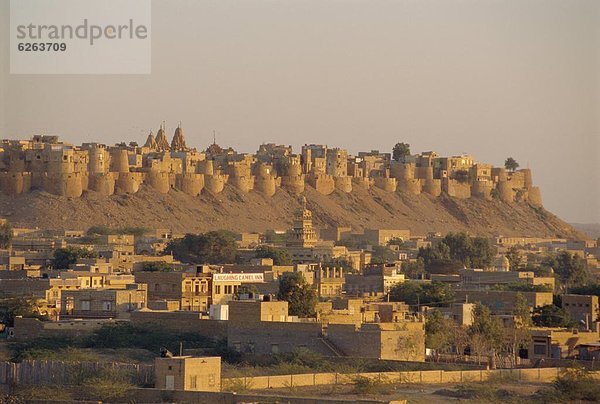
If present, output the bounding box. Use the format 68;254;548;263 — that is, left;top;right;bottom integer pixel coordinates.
458;268;555;291
227;298;425;361
60;283;147;319
561;294;599;330
345;264;405;296
135;269;211;311
438;302;475;326
314;266;345;297
155;356;221;392
364;229;410;246
526;327;600;360
454;290;553;315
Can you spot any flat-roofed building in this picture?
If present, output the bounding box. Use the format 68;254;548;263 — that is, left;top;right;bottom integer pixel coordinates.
135;269;211;312
454;290;553;315
60;283;147;319
155;356;221;392
345;264;405;296
364;229;410;246
561;294;599;330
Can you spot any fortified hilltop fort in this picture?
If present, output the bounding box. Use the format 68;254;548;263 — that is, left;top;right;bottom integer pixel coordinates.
0;124;543;207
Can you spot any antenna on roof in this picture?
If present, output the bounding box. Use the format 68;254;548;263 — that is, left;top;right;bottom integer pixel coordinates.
213;130;217;145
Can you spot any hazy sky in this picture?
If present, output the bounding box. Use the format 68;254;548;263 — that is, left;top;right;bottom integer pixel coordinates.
1;0;599;223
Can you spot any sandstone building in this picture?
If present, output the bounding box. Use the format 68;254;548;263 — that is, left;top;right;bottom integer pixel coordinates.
0;129;542;206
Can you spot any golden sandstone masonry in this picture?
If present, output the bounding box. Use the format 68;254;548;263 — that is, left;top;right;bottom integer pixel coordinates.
0;128;542;207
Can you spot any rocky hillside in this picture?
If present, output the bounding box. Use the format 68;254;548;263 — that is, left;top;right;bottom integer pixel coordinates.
0;185;584;239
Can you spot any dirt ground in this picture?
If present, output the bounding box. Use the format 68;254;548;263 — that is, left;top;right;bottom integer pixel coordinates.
0;184;582;238
248;380;549;403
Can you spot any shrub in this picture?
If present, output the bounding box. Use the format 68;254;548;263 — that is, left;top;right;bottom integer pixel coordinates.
351;375;394;395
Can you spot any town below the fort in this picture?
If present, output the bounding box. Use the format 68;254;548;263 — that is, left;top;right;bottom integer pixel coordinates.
0;156;599;401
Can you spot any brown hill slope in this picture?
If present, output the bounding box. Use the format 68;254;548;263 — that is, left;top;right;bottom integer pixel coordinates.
0;185;583;239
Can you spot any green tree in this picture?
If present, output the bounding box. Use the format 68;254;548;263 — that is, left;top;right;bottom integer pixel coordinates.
504;157;519;172
421;233;496;271
469;236;496;269
277;272;318;317
165;230;238;264
469;303;504;366
532;304;574;328
52;247;97;269
543;251;589;291
506;246;522;271
425;309;452;351
388;282;455;307
0;221;13;249
491;282;553;293
141;261;174;272
392;142;411;162
452;170;472;184
417;243;458;274
370;245;397;265
387;237;404;247
401;259;425;279
255;245;292;265
234;284;258;299
0;297;47;327
570;283;600;297
507;293;532;366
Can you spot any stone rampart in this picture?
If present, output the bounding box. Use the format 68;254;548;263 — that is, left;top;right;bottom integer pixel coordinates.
308;174;335;195
281;174;305;194
43;172;83;197
204;174;227;194
373;177;397;192
471;180;493;200
334;176;352;193
496;181;514;203
397;178;421;195
88;173;115;196
115;172;142;194
422;179;441;197
175;173;204;196
0;172;31;195
144;171;171;194
443;179;471;199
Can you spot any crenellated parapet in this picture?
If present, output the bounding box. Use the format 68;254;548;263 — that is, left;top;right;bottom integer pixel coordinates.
0;172;31;195
421;179;441;197
471;180;493;200
442;178;471;199
0;135;544;208
88;173;115;196
204;173;228;194
373;177;397;192
175;172;204;196
307;173;335;195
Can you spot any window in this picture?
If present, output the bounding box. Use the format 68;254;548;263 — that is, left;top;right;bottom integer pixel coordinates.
271;344;279;354
533;345;546;355
208;374;215;387
80;300;91;311
190;375;197;389
102;301;112;311
216;285;221;294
